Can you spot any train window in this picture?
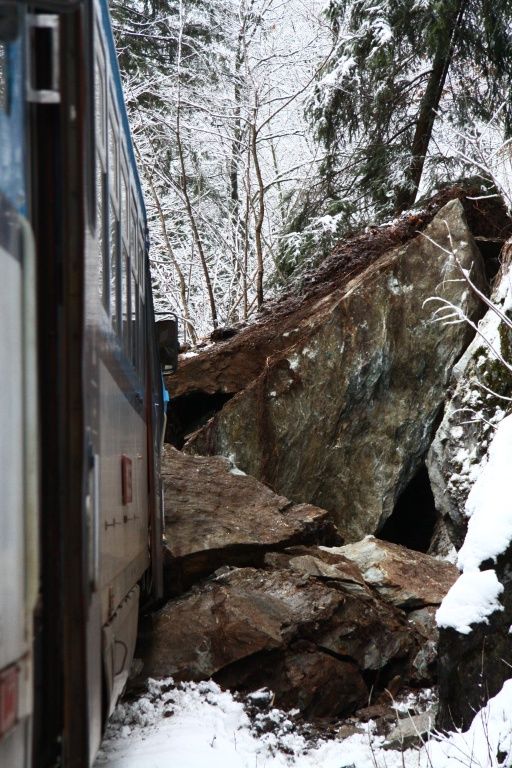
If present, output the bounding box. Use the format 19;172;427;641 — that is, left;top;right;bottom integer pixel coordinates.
97;166;109;310
110;199;120;334
132;266;138;368
108;114;118;202
122;248;131;358
138;294;145;374
0;43;7;112
130;207;136;266
138;238;145;298
121;172;128;242
95;59;105;149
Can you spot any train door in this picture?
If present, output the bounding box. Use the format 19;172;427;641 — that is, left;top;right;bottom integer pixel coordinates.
0;5;39;767
29;1;96;764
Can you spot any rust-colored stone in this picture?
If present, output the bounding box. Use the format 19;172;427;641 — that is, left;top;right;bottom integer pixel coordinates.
162;446;340;592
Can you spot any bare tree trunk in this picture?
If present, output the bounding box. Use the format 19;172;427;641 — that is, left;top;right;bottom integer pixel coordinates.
269;136;286;229
134;144;198;345
243;143;251;319
175;111;218;328
227;31;247;323
251;111;265;308
395;0;467;213
133;129;197;344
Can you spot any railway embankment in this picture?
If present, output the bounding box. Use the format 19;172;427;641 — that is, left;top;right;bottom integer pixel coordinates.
149;188;512;737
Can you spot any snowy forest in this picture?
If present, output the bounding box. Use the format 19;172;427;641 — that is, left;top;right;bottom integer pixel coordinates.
111;0;512;342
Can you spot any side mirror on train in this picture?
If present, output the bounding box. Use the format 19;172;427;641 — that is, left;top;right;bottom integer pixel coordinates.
156;316;179;374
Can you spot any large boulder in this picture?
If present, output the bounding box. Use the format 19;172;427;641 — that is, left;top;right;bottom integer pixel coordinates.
143;565;421;717
161;445;340;592
331;536;459;684
186;200;486;541
332;536;458;610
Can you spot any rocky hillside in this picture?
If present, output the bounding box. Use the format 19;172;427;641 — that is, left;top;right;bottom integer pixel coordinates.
144;189;512;737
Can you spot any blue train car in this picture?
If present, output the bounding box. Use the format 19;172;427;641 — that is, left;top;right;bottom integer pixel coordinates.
0;2;169;765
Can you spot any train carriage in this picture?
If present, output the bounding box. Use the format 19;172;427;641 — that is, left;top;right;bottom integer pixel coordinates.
0;1;170;765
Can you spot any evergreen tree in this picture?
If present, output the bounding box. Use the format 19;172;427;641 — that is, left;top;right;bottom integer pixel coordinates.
110;0;228;78
310;0;512;219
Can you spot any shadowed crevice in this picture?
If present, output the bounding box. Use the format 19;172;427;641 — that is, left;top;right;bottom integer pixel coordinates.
378;464;438;553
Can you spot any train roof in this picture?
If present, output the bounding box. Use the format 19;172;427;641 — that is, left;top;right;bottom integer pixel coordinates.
97;0;147;228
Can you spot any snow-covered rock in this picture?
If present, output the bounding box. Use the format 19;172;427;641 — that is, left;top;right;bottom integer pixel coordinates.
434;283;512;729
427;247;512;547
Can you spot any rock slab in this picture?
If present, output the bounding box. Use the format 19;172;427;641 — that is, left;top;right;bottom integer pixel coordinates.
162;445;340;591
332;536;458;610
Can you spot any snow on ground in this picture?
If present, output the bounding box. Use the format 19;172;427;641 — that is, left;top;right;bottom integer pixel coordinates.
95;677;512;768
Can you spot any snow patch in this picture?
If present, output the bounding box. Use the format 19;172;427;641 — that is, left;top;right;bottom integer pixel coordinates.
228;456;246;477
288;355;300;371
458;413;512;570
96;677;512;768
436;569;504;634
95;679;424;768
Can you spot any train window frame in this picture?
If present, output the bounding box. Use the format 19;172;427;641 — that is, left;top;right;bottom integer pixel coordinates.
94;55;106;152
121;165;129;245
97;168;109;311
109;196;121;335
131;263;138;369
107;97;120;207
121;244;131;359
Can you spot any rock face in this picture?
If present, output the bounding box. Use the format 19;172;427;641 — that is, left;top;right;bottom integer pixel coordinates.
428;246;512;731
144;564;421;717
185;201;485;542
161;445;340;592
333;536;458;610
436;564;512;732
427;246;512;547
157;192;512;730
